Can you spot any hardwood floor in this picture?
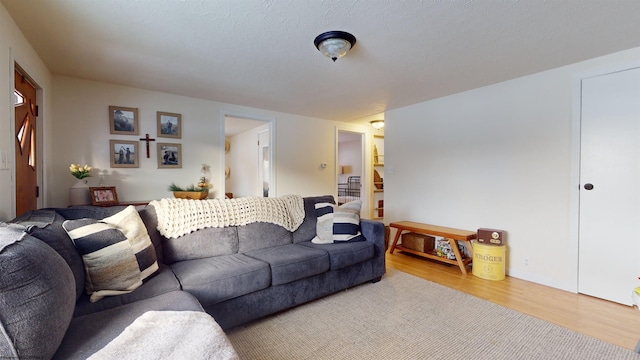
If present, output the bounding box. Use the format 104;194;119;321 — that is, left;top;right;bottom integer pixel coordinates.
386;251;640;351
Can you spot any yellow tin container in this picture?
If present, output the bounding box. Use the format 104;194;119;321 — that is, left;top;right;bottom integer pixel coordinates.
472;242;506;281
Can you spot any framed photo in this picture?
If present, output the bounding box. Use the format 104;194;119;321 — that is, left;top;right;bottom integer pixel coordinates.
110;140;139;168
157;143;182;168
109;106;139;135
157;111;181;138
89;186;119;206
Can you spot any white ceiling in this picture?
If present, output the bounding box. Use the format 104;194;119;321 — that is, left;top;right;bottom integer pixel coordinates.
3;0;640;121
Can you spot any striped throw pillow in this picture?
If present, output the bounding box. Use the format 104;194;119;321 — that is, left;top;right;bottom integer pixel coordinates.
62;206;158;302
312;200;364;244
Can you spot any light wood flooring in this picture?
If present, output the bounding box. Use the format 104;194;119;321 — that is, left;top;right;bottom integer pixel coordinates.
386;251;640;352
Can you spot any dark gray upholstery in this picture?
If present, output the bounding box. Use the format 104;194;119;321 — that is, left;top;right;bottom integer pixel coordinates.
245;244;330;285
207;259;375;329
3;195;384;358
164;226;238;262
53;291;204;360
0;229;76;360
171;253;271;307
237;222;292;252
55;204;131;220
73;264;181;317
360;219;386;277
137;205;165;264
299;239;374;270
20;211;86;301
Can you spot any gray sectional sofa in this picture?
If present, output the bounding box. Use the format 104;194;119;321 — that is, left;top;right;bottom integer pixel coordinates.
0;195;385;359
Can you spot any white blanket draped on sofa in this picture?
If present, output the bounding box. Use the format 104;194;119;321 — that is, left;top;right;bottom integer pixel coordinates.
88;311;239;360
150;195;305;239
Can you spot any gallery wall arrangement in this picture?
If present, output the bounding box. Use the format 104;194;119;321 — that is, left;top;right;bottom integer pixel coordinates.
107;106;183;169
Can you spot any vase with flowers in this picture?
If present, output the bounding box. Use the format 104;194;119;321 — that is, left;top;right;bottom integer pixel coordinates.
69;163;93;206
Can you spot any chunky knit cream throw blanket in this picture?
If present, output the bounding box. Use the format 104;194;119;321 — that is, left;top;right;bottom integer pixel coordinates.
149;195;305;239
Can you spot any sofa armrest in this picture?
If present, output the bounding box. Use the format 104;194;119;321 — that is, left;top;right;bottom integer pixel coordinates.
360;219;386;278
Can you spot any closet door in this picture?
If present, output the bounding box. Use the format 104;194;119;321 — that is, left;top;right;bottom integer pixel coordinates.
579;67;640;305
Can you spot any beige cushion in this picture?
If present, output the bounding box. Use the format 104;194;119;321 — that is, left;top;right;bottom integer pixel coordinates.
62;206;158;302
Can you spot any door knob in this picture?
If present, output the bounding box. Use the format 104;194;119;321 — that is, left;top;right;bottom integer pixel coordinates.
584;183;594;190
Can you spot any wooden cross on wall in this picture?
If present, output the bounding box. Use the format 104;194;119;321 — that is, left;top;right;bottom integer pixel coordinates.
139;133;156;158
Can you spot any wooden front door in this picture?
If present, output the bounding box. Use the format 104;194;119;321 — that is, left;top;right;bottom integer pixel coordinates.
14;68;38;216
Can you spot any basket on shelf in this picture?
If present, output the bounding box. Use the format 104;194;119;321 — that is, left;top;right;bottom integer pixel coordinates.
172;191;209;200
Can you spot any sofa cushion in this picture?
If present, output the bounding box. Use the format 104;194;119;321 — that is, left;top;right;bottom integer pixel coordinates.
164;226;238;263
313;200;364;244
62;205;159;302
244;244;330;286
0;228;75;360
299;240;374;270
237;222;292;253
13;210;86;301
170;253;271;307
292;195;335;243
72;264;181;317
53;291;205;360
137;205;165;264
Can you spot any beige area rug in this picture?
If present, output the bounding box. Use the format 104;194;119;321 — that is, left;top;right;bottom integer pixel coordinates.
226;269;640;360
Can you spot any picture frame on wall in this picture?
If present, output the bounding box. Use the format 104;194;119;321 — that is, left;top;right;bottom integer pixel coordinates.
157;111;181;139
110;140;139;168
89;186;119;206
109;106;139;135
157;143;182;168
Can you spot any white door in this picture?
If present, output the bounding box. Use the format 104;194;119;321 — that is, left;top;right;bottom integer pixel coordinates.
579;67;640;305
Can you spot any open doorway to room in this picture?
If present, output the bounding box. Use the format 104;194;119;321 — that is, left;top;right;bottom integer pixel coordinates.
224;115;273;198
337;130;364;207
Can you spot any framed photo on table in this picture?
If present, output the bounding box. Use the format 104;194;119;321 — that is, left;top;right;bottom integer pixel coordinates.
157;112;181;138
157;143;182;168
110;140;139;168
89;186;119;206
109;106;139;135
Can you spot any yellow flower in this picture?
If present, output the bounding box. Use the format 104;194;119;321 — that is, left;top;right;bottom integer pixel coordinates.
69;163;92;180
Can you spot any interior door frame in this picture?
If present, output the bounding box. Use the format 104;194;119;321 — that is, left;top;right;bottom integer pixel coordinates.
10;59;44;217
220;112;276;198
570;59;640;293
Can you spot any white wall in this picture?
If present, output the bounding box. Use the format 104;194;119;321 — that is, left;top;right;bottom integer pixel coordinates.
50;75;369;207
385;46;640;292
0;3;52;221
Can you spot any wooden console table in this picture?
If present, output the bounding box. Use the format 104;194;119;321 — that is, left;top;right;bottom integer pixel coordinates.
389;221;477;274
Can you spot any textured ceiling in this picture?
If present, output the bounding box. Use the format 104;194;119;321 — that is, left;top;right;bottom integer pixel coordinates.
3;0;640;121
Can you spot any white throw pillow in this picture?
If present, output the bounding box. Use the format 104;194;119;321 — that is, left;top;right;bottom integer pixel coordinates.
312;200;364;244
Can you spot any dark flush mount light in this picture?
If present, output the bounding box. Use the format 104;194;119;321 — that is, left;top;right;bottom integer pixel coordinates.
314;31;357;62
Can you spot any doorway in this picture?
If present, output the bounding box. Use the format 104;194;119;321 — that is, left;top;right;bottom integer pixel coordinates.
14;66;39;216
337;130;364;207
224;115;273;198
578;66;640;305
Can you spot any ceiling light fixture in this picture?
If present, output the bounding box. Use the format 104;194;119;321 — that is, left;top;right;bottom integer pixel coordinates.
370;120;384;129
314;31;357;62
